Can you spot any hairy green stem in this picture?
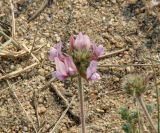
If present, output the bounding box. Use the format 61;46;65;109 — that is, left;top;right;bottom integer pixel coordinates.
137;95;157;133
136;100;142;133
78;75;86;133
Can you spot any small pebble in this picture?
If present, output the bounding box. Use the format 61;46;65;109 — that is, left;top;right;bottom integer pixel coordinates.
38;68;45;76
37;106;47;114
126;66;134;73
110;0;116;4
10;65;15;70
96;108;105;113
23;126;28;132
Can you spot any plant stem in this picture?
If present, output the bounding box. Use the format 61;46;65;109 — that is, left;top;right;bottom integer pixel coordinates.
78;75;86;133
149;53;160;133
137;95;157;133
136;99;142;133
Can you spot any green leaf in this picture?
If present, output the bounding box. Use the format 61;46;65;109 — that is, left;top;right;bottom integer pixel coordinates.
119;106;129;120
146;104;154;114
113;130;119;133
122;123;132;133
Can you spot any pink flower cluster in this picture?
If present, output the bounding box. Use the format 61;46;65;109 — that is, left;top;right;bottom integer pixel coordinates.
49;32;104;81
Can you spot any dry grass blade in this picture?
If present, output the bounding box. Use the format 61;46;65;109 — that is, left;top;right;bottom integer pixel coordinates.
0;62;38;80
0;34;39;81
0;31;20;49
21;43;39;63
0;39;12;49
0;50;28;58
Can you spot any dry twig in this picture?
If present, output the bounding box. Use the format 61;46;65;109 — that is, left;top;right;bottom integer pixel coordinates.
50;83;80;124
98;47;128;60
99;63;160;68
32;90;41;130
50;83;70;106
9;0;15;37
28;0;52;21
49;95;76;133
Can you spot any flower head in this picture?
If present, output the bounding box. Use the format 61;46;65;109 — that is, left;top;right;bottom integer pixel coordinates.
50;32;104;81
122;74;149;96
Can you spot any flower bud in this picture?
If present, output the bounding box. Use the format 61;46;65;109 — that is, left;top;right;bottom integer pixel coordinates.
122;74;148;96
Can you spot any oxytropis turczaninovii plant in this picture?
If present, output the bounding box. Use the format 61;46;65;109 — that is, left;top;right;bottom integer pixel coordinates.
122;74;157;133
119;106;139;133
49;32;104;133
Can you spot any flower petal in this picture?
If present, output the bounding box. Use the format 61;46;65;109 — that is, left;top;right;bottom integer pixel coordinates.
55;42;62;54
90;73;100;80
64;56;77;75
49;48;58;61
52;71;67;80
86;60;97;79
69;35;75;50
49;42;63;61
83;35;91;50
96;45;104;56
74;32;91;50
54;57;68;79
91;44;104;60
74;32;83;49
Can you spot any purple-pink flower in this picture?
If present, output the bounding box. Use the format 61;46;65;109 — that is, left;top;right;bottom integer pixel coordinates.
53;57;68;80
49;42;77;80
64;56;77;76
70;33;104;59
53;57;77;80
70;32;91;50
49;32;104;81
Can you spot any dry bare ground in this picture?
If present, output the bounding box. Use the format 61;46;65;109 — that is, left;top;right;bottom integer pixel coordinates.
0;0;160;132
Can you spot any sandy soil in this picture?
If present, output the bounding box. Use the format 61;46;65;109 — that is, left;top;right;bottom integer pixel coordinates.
0;0;160;132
